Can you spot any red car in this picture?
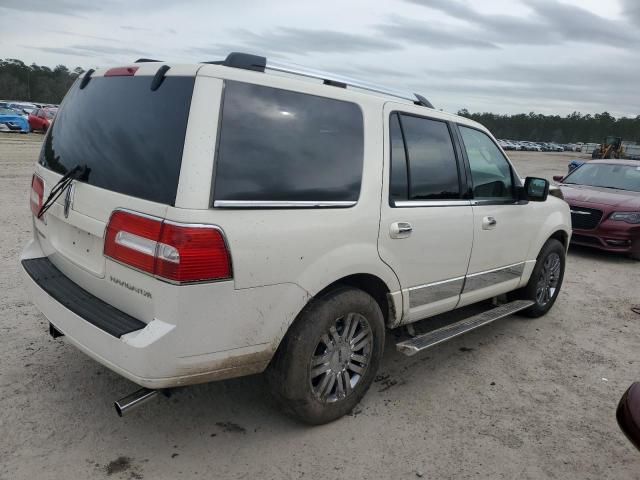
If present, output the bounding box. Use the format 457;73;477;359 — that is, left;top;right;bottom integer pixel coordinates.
28;108;57;132
554;159;640;260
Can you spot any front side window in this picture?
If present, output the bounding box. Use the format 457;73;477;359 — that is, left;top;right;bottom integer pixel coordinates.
389;113;460;202
214;81;364;203
459;126;514;200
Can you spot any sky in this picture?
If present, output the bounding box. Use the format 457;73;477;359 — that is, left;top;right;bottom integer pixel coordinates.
1;0;639;117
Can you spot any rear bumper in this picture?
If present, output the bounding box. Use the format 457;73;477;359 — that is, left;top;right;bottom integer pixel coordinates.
20;239;299;389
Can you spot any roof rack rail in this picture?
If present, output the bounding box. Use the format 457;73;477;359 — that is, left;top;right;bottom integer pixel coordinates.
135;58;163;63
206;52;434;108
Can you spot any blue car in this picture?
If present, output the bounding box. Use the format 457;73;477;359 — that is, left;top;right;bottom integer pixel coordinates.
0;107;30;133
567;159;585;173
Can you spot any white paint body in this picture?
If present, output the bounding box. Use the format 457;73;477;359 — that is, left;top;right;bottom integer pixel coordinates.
20;63;571;389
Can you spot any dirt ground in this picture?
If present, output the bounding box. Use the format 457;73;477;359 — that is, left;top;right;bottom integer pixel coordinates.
1;133;639;479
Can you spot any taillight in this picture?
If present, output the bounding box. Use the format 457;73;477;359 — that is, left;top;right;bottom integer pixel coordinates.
30;174;44;217
104;210;232;284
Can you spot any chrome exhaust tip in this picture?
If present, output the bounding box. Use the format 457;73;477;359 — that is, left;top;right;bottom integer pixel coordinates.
114;388;158;417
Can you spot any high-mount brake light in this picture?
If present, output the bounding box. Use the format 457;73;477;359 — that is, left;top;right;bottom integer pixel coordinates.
104;66;139;77
30;174;44;217
104;210;232;283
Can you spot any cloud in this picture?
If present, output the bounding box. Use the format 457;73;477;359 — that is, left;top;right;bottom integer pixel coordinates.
411;58;640;115
622;0;640;24
120;25;152;32
404;0;639;48
32;44;147;58
527;1;637;48
376;16;499;49
0;0;110;16
193;27;401;58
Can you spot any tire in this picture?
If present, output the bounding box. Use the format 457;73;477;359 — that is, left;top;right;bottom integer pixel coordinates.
266;286;385;425
515;239;566;318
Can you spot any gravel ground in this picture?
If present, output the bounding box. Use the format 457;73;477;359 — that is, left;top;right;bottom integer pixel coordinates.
1;133;639;479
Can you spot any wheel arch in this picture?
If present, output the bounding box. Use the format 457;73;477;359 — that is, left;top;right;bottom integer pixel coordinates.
549;229;569;252
315;273;396;327
269;272;400;363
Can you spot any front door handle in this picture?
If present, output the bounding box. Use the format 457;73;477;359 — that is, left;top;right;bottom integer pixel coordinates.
390;222;413;239
482;216;497;230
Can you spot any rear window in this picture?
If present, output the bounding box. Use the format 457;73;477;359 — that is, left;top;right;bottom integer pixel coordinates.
213;81;364;204
39;75;195;205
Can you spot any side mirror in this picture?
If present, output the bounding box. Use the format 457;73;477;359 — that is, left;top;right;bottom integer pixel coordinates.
617;382;640;451
524;177;549;201
552;175;564;182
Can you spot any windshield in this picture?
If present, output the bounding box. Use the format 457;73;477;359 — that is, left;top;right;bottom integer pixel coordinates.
44;109;57;119
0;108;17;115
39;75;195;205
564;163;640;193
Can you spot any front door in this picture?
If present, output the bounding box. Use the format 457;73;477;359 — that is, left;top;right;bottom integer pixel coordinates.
455;125;533;306
378;105;473;324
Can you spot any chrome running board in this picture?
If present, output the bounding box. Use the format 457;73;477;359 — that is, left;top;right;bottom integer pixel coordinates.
396;300;535;356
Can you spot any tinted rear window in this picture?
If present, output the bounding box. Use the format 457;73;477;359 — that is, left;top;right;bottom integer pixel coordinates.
40;76;194;205
213;81;364;203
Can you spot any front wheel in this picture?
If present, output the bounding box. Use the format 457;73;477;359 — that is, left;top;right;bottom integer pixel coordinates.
266;287;385;425
514;239;566;318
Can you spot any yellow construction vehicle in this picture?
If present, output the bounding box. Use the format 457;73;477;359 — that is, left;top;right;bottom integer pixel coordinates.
592;136;624;159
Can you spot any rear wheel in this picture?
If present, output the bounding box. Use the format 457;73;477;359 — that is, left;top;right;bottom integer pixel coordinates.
515;239;566;318
267;287;385;425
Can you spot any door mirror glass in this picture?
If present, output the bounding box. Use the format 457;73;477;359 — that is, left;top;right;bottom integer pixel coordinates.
525;177;549;201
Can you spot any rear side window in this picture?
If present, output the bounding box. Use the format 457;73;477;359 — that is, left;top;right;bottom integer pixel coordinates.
40;76;195;206
389;113;460;202
213;81;364;204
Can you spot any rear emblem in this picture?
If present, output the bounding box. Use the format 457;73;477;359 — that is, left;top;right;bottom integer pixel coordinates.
63;183;74;219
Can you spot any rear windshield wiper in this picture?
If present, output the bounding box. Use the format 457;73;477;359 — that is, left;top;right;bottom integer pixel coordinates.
37;165;87;218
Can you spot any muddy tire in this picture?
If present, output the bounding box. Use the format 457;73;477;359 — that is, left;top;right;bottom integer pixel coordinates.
266;286;385;425
515;239;566;318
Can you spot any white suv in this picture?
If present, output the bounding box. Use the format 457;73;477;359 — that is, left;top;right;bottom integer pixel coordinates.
21;53;571;424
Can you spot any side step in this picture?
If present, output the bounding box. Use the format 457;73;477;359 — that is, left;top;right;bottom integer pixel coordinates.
396;299;535;356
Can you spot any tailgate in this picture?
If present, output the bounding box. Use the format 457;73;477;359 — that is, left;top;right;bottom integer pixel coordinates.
31;67;197;322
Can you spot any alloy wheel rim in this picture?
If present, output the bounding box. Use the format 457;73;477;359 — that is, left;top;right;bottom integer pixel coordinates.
309;312;372;403
535;252;561;306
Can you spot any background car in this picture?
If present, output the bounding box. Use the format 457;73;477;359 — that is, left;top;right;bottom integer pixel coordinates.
0;107;30;133
7;102;37;115
554;160;640;259
28;108;57;132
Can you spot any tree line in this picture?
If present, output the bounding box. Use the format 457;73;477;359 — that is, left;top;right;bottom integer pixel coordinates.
457;109;640;144
1;58;638;143
0;59;83;105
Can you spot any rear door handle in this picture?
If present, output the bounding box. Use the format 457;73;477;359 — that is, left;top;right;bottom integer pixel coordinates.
482;216;497;230
390;222;412;239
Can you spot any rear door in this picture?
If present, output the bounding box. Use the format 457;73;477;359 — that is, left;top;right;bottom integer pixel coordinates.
454;124;533;306
378;105;473;323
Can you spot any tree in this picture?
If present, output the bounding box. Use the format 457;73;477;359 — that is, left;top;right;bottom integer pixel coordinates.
0;58;83;104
